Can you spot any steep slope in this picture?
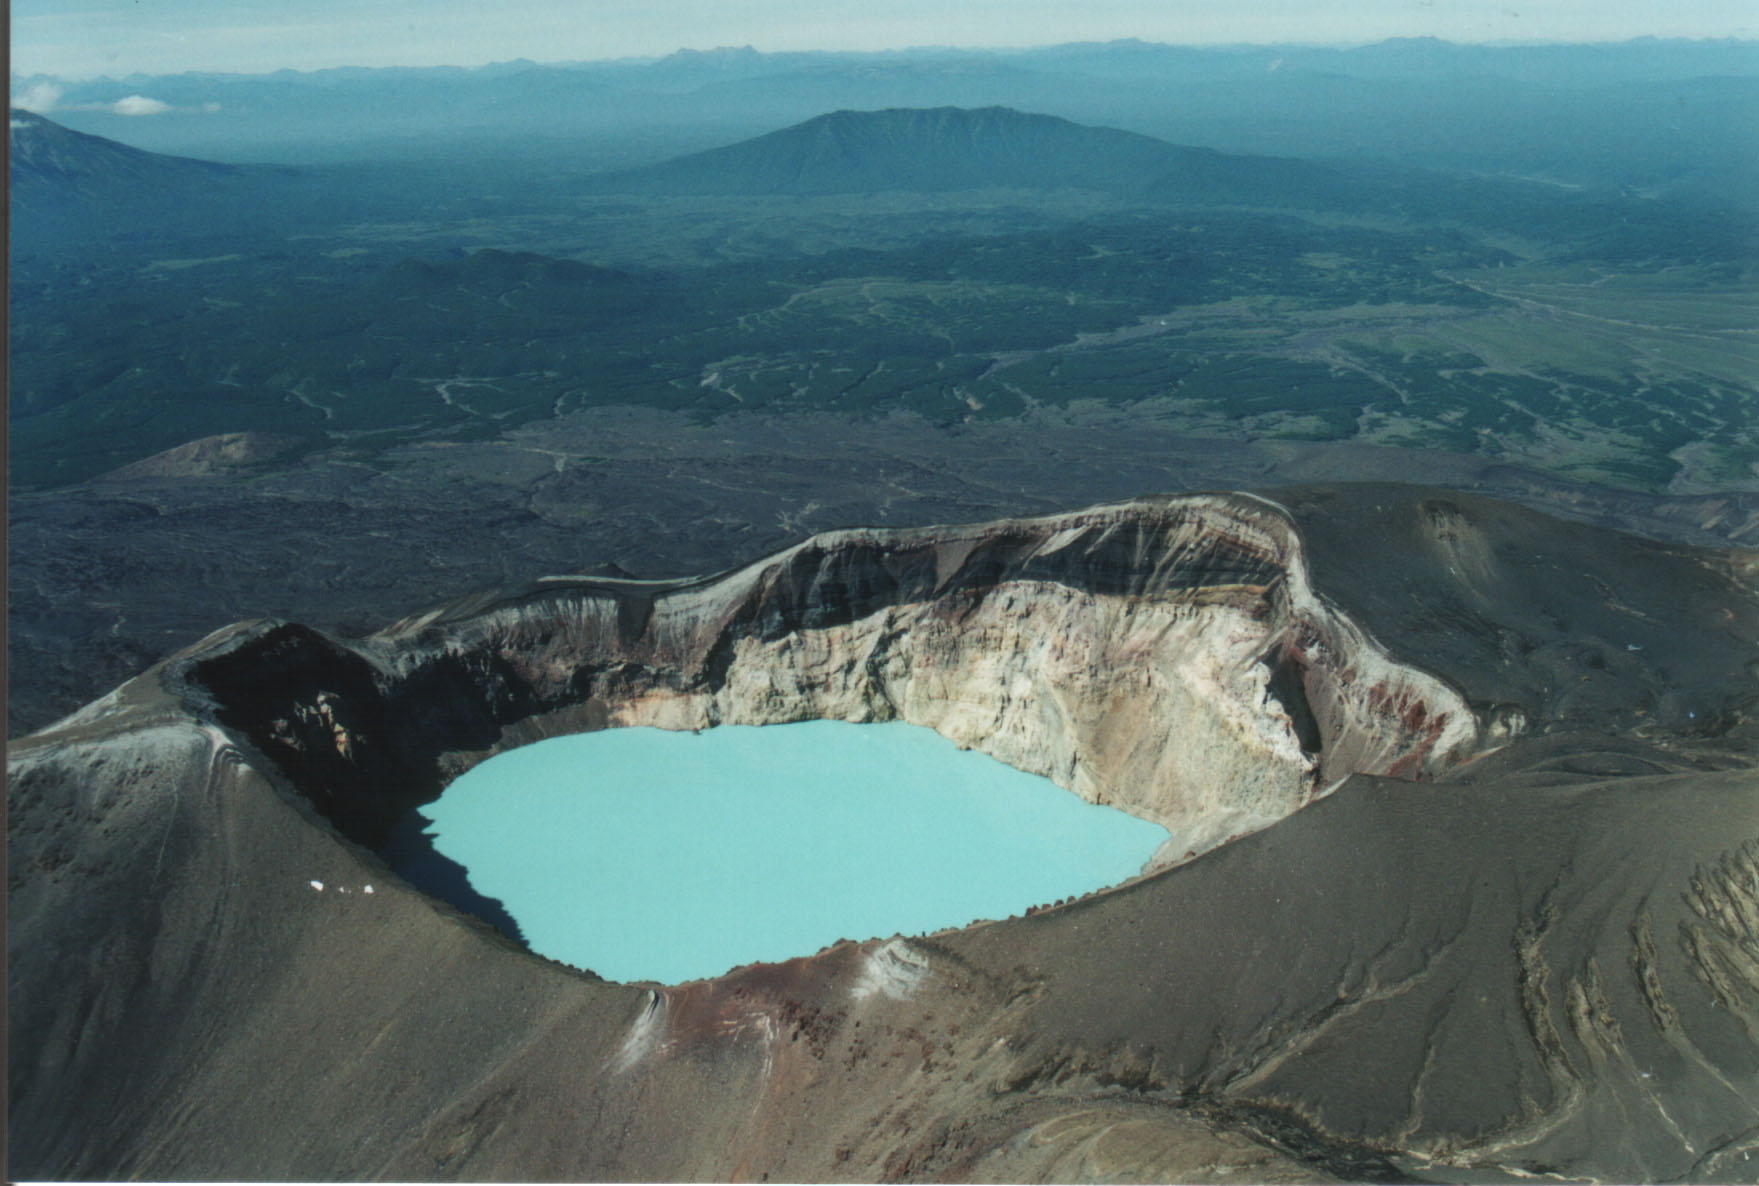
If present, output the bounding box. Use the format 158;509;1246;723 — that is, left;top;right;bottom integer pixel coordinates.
9;106;242;196
8;487;1758;1181
1278;484;1759;749
8;107;297;251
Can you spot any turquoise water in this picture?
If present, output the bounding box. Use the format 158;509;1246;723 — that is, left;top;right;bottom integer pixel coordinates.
399;721;1169;984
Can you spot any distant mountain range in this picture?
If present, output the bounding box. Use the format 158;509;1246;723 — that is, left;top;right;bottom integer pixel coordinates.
12;38;1754;203
14;101;1742;262
3;103;1369;223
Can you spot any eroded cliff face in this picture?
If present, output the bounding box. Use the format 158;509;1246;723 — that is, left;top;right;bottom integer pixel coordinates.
183;493;1482;861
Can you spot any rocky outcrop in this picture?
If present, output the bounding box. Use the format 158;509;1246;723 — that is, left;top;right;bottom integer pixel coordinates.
172;493;1480;862
98;432;303;481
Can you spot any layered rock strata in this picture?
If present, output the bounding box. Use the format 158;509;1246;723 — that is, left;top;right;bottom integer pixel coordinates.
182;492;1481;863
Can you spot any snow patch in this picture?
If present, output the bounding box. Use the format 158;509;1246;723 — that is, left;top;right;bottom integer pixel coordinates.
851;938;930;1002
613;990;668;1071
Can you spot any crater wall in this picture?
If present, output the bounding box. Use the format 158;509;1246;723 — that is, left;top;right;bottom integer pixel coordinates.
184;493;1483;859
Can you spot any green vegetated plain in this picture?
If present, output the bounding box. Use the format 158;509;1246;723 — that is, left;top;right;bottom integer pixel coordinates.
10;140;1755;494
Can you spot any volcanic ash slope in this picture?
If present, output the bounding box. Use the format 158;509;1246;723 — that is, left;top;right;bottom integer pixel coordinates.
8;488;1757;1183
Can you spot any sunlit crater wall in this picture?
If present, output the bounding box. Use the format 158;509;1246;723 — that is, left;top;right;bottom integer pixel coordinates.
186;494;1485;870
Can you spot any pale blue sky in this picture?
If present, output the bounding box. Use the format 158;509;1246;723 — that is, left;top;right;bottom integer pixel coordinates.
12;0;1755;79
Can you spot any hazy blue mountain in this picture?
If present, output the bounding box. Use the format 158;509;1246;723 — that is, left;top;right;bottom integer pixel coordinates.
1015;35;1759;84
590;105;1348;204
579;103;1741;253
9;106;242;196
1289;35;1759;84
5;109;474;258
8;106;287;251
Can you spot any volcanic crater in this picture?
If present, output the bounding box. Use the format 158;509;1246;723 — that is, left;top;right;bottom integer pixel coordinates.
184;493;1484;885
11;486;1756;1183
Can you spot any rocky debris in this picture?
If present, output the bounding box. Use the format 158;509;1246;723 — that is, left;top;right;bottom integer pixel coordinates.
98;432;304;482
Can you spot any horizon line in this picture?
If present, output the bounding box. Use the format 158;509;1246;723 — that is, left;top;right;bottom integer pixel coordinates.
12;32;1757;84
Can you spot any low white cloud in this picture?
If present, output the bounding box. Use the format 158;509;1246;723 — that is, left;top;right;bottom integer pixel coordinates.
112;94;172;116
12;80;63;113
49;94;221;117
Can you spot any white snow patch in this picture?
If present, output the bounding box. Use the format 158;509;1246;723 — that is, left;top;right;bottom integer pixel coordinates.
851;938;930;1002
309;880;324;891
614;990;668;1071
